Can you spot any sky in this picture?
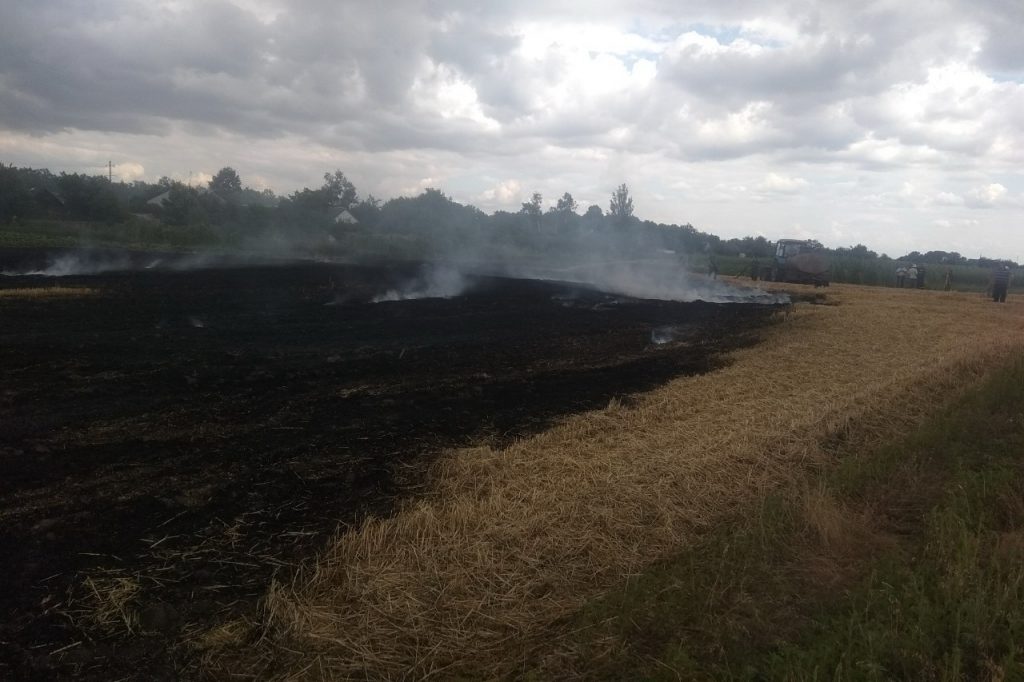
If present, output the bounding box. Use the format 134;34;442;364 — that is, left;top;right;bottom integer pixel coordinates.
1;0;1023;259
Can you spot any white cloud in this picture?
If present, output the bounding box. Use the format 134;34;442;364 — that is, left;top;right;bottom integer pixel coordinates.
1;0;1023;258
412;65;500;132
965;182;1008;208
113;162;146;182
693;101;776;150
477;179;522;206
932;191;964;206
757;172;808;193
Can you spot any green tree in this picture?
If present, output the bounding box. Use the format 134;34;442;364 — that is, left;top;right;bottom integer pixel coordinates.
289;170;358;214
56;173;125;222
520;191;543;230
350;194;382;227
161;182;206;226
208;167;242;196
0;163;35;222
322;170;357;209
609;183;634;225
554;192;578;214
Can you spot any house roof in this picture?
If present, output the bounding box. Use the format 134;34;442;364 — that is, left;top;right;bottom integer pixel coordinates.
147;190;172;206
147;187;226;207
30;186;66;206
331;208;358;224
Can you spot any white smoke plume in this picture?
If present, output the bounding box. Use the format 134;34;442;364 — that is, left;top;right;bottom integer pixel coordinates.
1;251;263;277
371;266;468;302
567;262;788;305
486;259;788;305
651;325;682;345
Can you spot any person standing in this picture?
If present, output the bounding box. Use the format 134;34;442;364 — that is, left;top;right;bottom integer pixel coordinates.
992;265;1011;303
907;264;918;289
896;265;907;287
944;267;953;291
917;263;927;289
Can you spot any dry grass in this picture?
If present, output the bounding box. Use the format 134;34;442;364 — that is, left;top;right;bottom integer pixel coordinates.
0;286;99;298
77;572;142;634
202;284;1024;680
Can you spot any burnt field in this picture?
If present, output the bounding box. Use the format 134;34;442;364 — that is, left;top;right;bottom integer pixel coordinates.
0;249;781;679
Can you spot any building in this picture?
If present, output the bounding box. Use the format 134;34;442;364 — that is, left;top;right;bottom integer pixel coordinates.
330;208;358;225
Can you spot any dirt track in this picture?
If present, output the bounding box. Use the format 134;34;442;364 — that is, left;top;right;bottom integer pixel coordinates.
0;251;780;679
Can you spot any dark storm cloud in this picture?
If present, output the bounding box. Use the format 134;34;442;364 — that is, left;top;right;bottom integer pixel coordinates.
0;0;437;138
267;2;433;108
0;0;275;134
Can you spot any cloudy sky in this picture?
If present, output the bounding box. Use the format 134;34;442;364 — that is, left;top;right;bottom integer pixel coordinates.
2;0;1023;258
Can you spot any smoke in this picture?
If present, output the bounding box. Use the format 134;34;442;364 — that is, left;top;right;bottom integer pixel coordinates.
371;266;469;302
651;325;682;345
1;250;263;277
1;252;133;277
487;259;788;305
199;189;785;305
161;253;224;271
559;261;788;305
1;196;788;307
322;200;790;305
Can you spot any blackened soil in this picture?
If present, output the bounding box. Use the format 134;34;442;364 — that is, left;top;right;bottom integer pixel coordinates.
0;254;781;680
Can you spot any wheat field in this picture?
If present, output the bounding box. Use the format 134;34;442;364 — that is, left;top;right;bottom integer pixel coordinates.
202;283;1024;680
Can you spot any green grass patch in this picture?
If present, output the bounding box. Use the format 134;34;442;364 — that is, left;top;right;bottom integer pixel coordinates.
0;229;82;249
0;219;226;251
546;354;1024;680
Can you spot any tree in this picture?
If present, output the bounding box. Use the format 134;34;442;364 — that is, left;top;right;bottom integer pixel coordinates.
208;167;242;196
0;163;34;223
161;182;205;226
350;194;382;227
56;173;124;223
322;170;357;209
520;191;543;230
581;204;604;232
609;183;634;225
554;192;578;214
286;170;357;215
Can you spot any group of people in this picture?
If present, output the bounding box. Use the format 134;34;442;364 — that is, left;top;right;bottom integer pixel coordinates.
894;263;929;289
895;262;1013;302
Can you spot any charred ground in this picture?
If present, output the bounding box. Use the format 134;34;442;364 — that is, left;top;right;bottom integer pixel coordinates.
0;249;781;680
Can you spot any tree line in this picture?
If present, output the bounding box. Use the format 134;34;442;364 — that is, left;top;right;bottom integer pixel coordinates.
0;162;1016;270
0;163;716;261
